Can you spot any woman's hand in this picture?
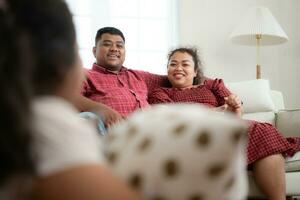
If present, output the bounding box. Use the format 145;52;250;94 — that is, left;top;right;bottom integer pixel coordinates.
214;104;228;113
224;94;243;117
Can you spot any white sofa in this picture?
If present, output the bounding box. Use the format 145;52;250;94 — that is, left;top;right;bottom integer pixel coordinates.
227;79;300;198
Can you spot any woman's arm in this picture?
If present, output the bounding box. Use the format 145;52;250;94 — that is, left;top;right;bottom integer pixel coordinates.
205;79;243;117
32;165;144;200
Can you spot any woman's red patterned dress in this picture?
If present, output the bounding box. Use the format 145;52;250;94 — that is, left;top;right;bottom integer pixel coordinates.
149;78;300;165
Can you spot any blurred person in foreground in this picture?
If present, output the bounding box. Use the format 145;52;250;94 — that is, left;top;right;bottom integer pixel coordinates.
0;0;144;199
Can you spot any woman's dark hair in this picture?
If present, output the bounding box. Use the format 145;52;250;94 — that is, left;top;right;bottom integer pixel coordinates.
0;0;76;190
17;0;77;95
167;47;204;85
0;0;35;187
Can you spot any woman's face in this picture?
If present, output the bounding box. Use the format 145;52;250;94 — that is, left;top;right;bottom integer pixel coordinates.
167;52;197;89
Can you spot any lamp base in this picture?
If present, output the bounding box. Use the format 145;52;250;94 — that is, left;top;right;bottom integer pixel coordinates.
256;64;261;79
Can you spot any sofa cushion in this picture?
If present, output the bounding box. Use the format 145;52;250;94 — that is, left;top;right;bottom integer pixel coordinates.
285;151;300;172
277;109;300;172
276;109;300;137
106;104;248;200
226;79;275;114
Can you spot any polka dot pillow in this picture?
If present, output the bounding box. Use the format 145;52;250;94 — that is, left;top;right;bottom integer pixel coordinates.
105;104;248;200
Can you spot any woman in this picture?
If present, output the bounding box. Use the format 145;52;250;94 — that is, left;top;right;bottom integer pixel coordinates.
149;47;300;200
0;0;142;199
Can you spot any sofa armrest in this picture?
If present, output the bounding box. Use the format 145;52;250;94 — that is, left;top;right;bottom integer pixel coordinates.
276;109;300;137
243;112;276;125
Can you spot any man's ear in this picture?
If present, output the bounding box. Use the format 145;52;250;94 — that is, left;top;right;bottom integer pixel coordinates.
92;46;96;58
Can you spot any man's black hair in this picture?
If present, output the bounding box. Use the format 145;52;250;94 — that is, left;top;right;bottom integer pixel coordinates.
95;26;125;45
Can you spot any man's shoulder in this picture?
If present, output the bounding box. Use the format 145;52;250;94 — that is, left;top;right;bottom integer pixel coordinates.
127;68;148;74
125;68;156;79
85;67;106;77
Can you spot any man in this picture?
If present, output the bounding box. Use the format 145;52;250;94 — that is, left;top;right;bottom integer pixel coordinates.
76;27;168;125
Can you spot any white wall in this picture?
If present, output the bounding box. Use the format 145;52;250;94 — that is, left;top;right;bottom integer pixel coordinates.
66;0;178;74
179;0;300;109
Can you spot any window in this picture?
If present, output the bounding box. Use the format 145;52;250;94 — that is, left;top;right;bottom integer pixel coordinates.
65;0;178;74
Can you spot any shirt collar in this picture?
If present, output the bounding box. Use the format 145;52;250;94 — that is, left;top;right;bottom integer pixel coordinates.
92;63;127;74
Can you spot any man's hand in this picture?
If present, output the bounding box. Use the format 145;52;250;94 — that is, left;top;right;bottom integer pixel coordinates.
74;95;123;127
100;105;123;127
224;94;243;117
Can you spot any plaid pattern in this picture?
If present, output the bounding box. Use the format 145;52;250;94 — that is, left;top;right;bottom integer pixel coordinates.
246;120;300;165
81;64;167;116
149;78;300;165
149;79;230;107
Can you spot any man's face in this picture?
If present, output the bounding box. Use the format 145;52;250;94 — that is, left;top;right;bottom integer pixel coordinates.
93;33;125;72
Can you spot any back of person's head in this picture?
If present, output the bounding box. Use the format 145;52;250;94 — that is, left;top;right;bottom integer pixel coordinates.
168;47;204;85
0;0;76;194
17;0;77;95
95;26;125;45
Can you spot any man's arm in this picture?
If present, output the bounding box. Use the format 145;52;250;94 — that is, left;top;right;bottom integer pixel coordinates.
74;94;123;127
135;70;169;93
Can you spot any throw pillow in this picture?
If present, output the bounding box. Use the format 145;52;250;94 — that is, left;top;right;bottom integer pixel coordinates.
105;104;248;200
226;79;275;113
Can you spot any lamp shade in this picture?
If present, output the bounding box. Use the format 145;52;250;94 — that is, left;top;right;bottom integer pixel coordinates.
230;7;288;46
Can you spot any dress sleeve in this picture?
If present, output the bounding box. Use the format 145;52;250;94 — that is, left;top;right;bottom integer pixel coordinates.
148;88;174;104
205;78;232;106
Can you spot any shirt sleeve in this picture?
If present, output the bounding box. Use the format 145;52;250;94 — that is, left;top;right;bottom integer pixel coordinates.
80;69;91;97
148;88;174;104
81;79;89;96
205;78;232;106
135;70;169;94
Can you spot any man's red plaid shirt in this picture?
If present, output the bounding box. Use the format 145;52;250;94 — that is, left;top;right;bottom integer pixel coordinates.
81;64;168;116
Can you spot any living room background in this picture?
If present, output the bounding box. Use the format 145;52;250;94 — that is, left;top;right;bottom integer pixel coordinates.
65;0;178;75
179;0;300;109
65;0;300;109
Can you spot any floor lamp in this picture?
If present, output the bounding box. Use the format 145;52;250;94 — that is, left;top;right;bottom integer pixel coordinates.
230;6;288;79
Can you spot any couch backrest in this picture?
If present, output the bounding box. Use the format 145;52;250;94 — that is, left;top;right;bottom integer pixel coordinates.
226;79;285;114
270;90;285;111
226;80;285;125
